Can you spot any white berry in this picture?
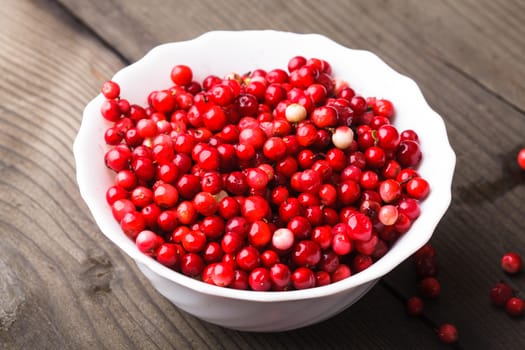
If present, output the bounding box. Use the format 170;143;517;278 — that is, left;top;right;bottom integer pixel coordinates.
272;228;294;251
285;103;307;123
332;126;354;149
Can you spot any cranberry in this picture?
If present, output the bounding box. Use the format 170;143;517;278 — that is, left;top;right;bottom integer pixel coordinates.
236;246;261;271
193;191;218;216
437;323;458;344
331;264;351;282
419;277;441;299
203;262;234;287
505;297;525;317
136;230;163;257
406;177;430;200
248;220;272;248
291;267;316;289
397;140;422;167
99;57;431;291
406;296;424;316
106;185;128;205
270;263;292;290
171;65;193;86
111;199;135;222
490;282;514;307
272;228;295;251
501;252;522;274
346;212;372;242
292;240;321;267
156;243;180;268
249;267;272;291
517;148;525;170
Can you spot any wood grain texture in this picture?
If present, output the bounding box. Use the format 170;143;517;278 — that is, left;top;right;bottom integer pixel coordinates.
2;0;525;348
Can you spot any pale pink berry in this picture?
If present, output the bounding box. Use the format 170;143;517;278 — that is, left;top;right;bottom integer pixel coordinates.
272;228;295;251
332;126;354;149
285;103;307;123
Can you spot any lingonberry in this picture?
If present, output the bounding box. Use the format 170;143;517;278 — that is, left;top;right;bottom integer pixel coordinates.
517;148;525;170
101;99;121;122
261;249;280;268
156;210;178;232
247;220;272;248
270;263;292;290
406;177;430;200
406;296;424;316
193;191;218;216
111;199;135;222
136;230;163;257
331;264;352;283
120;211;146;239
272;228;295;251
291;267;316;289
505;297;525;317
203;262;235;287
312;226;333;250
490;282;514;307
230;269;249;290
106;185;128;205
101;80;120;99
379;179;402;203
170;64;193;86
156;243;180;268
202;242;224;263
501;251;522;274
397;140;422;167
249;267;272;291
437;323;458;344
351;254;373;273
419;277;441;299
100;57;432;291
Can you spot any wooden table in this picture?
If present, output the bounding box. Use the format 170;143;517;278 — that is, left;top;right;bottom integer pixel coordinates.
2;0;524;348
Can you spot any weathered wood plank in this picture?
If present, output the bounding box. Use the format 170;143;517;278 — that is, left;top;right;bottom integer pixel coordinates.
3;0;525;348
0;0;444;349
58;0;525;113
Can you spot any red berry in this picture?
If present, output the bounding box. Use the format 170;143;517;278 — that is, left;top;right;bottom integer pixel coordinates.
505;297;525;317
490;282;514;307
171;65;193;86
437;323;458;344
517;148;525;170
101;80;120;99
249;267;272;291
291;267;316;289
501;252;522;274
419;277;441;299
406;296;424;316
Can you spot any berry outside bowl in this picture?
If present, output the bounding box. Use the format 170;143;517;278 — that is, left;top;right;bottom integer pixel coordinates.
73;30;456;332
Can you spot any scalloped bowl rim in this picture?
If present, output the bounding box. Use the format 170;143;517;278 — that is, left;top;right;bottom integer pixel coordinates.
74;30;455;303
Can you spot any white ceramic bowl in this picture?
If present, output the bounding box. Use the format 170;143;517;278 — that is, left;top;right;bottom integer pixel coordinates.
74;30;455;332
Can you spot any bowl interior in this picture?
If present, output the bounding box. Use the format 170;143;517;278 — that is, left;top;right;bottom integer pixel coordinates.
74;30;455;302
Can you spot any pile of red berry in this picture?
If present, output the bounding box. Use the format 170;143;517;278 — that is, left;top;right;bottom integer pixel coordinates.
100;56;430;291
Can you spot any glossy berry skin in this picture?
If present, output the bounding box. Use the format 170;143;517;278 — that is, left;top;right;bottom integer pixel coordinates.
249;267;272;291
518;148;525;170
101;80;120;99
291;267;316;290
419;277;441;299
171;65;193;86
100;58;432;291
490;282;514;307
505;297;525;317
406;296;424;316
437;323;458;344
501;252;522;274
